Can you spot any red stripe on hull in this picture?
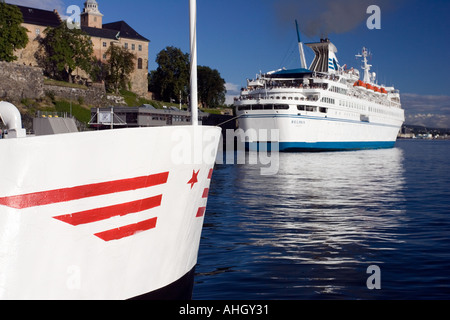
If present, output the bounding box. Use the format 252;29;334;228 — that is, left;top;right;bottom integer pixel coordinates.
0;172;169;209
53;195;162;226
196;207;206;218
95;218;158;241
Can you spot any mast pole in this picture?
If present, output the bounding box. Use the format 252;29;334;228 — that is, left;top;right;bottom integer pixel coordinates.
190;0;198;126
296;20;307;69
359;47;372;83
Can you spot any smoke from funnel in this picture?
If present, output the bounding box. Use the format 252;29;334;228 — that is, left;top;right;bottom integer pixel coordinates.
275;0;399;37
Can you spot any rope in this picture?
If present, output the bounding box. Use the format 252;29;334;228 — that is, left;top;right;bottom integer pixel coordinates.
216;114;243;127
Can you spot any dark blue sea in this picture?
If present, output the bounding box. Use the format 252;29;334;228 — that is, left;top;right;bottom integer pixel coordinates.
193;140;450;300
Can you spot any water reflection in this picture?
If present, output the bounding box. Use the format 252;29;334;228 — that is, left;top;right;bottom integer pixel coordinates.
233;148;407;262
196;147;408;299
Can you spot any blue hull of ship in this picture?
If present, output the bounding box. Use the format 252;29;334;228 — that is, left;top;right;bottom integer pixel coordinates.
247;141;396;152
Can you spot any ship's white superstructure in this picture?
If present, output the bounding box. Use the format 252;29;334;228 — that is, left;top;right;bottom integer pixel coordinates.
235;38;405;151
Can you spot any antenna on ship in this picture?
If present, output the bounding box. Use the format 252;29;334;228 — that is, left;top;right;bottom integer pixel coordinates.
295;20;308;69
356;47;373;84
190;0;198;126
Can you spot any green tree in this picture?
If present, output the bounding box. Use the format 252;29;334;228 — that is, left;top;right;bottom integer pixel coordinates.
38;23;93;83
0;2;29;62
104;43;136;94
149;47;226;107
149;46;189;103
197;66;226;108
90;58;108;83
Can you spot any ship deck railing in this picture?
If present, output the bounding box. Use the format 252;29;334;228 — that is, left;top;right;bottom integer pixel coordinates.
237;86;402;109
241;71;402;109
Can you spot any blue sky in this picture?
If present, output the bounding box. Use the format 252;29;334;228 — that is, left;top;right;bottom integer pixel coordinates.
7;0;450;128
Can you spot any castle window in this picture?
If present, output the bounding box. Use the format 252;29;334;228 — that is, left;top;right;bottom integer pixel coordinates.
138;45;142;51
124;43;128;49
138;58;143;70
132;44;135;51
103;42;107;47
35;28;40;36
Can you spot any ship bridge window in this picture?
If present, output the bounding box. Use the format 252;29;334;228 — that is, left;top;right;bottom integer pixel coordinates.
306;95;319;101
252;104;264;110
263;104;274;110
330;86;348;95
238;106;251;111
274;104;290;110
321;97;335;104
319;107;328;113
297;105;317;112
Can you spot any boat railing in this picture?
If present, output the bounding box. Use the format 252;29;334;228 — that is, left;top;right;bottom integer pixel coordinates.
241;92;402;111
241;75;402;109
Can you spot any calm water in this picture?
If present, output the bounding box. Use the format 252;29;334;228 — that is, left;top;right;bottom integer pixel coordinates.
193;140;450;300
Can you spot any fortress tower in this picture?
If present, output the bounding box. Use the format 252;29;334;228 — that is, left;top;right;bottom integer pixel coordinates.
80;0;103;28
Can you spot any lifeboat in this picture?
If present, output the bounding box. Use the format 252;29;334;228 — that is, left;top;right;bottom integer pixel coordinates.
354;80;367;90
365;83;374;91
353;80;365;87
380;88;388;94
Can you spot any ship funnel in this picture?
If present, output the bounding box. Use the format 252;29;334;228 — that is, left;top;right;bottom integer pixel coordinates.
306;39;339;73
0;101;26;138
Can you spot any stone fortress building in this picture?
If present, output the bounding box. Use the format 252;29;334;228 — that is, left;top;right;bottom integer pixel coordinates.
13;0;150;96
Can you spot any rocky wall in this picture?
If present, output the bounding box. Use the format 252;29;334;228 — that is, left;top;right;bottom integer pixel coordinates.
0;61;44;102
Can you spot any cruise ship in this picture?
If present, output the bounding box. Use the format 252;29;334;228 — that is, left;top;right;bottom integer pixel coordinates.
235;36;405;151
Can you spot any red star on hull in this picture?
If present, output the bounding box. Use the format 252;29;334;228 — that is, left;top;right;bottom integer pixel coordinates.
187;170;200;189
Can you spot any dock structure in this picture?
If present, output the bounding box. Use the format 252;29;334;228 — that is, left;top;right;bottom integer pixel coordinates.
89;105;209;129
33;113;78;136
